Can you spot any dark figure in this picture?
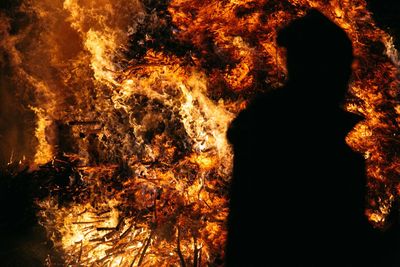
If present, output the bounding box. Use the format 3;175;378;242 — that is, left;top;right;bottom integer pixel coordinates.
225;9;399;267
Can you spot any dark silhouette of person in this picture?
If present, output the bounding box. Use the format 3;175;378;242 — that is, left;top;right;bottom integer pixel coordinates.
225;9;399;267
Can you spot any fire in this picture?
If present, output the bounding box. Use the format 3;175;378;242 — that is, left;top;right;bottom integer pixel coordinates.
0;0;398;265
30;106;54;166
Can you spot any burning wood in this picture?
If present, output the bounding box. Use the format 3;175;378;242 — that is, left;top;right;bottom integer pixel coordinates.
0;0;398;266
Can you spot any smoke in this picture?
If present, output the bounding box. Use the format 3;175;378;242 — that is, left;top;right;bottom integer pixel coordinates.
0;11;34;167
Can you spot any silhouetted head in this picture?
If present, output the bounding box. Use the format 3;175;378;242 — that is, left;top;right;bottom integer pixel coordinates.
277;9;354;105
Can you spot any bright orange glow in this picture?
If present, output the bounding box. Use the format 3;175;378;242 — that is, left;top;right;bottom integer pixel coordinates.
0;0;398;265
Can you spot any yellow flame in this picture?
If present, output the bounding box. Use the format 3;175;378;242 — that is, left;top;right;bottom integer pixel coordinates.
30;107;54;166
1;0;398;265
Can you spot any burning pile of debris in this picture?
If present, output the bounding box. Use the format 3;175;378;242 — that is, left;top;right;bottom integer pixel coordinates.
0;0;398;266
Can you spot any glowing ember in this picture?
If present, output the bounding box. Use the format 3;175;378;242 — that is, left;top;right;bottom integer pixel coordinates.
0;0;398;265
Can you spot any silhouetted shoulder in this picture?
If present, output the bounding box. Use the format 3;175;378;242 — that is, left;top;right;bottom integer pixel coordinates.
225;8;400;267
227;89;290;146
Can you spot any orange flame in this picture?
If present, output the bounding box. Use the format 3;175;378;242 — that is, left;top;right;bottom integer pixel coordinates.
0;0;398;265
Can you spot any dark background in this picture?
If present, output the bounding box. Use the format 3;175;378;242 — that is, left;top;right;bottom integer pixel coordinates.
367;0;400;49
